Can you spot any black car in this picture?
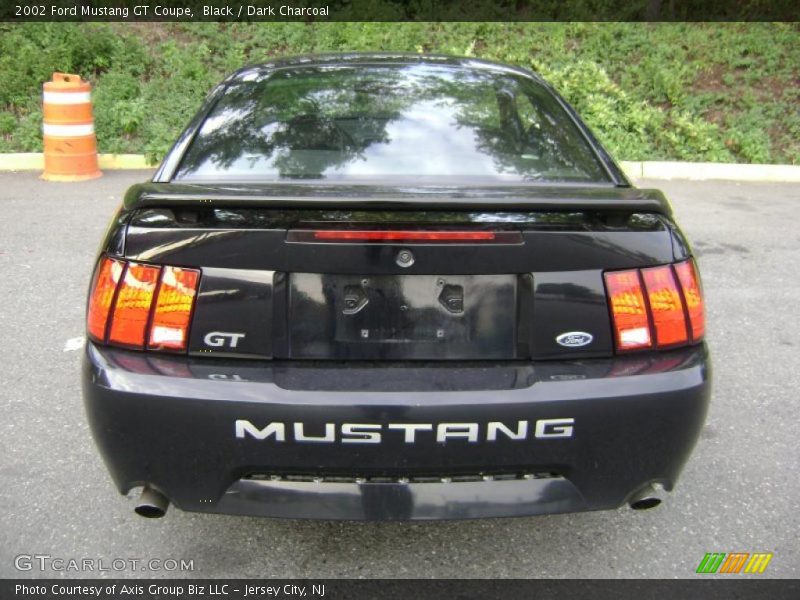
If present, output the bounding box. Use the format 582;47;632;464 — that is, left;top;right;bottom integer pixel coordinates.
83;54;710;520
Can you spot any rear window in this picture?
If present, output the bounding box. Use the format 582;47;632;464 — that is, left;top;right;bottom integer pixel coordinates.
174;64;611;185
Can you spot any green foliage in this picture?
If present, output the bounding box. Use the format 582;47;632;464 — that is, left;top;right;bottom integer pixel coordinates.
0;111;15;135
0;22;797;164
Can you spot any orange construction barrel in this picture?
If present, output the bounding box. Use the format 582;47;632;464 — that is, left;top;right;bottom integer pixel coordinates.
41;73;102;181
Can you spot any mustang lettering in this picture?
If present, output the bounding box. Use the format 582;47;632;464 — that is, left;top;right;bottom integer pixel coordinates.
234;419;576;443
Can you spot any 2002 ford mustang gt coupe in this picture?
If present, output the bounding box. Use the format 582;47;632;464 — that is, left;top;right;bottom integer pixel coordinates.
83;54;710;520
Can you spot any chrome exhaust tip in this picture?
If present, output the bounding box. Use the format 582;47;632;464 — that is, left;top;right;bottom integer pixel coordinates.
135;485;169;518
628;484;662;510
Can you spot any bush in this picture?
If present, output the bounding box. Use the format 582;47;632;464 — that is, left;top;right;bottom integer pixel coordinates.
0;22;797;164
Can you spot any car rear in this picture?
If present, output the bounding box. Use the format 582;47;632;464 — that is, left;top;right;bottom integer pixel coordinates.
82;55;710;520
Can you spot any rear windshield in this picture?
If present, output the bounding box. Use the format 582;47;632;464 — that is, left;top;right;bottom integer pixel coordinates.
174;64;611;185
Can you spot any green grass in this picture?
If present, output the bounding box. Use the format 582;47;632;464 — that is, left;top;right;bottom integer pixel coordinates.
1;22;798;164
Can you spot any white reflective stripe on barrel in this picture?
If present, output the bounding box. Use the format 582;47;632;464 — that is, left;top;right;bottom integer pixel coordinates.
43;91;92;105
42;123;95;136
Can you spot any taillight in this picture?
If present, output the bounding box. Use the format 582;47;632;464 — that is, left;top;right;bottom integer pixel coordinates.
604;259;705;353
674;259;705;341
108;263;161;348
86;257;200;353
86;257;124;342
148;266;200;351
641;265;688;347
604;270;652;351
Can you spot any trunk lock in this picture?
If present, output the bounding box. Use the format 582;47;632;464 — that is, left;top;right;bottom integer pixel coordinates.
396;249;415;268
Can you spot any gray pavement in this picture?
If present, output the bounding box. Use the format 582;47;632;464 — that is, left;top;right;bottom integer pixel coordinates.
0;171;798;578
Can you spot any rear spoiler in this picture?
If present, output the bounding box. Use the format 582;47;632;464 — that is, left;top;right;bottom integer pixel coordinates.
123;183;673;216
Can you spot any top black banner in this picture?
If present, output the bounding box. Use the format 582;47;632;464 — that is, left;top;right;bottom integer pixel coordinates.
2;0;799;22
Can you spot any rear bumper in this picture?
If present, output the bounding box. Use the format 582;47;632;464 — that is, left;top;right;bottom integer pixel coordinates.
83;343;711;520
218;476;586;520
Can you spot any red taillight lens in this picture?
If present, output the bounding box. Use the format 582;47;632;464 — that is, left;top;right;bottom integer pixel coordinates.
108;263;161;348
642;265;688;347
604;270;652;351
674;259;705;341
148;266;200;351
86;257;124;342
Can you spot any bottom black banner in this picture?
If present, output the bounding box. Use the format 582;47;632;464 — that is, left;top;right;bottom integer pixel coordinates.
3;579;799;600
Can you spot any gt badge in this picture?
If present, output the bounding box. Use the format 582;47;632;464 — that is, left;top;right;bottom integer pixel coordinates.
204;331;246;348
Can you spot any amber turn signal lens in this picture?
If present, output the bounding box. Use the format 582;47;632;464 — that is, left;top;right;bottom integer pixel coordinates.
674;259;705;342
86;257;124;342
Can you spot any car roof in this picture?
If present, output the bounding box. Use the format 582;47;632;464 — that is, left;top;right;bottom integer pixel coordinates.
230;53;545;84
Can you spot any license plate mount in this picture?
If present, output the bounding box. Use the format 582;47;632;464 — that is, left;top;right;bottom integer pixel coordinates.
288;274;518;360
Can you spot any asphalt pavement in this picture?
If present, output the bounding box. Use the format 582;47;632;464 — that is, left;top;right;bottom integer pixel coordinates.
0;171;798;578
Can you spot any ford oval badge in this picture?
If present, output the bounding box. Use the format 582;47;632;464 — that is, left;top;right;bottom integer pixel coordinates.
556;331;594;348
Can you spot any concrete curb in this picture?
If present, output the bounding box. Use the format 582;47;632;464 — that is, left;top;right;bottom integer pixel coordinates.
2;153;799;182
619;161;800;182
1;153;153;171
97;154;152;169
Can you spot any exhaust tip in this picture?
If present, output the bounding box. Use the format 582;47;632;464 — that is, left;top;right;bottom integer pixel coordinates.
135;485;169;518
135;504;167;518
630;496;662;510
628;484;662;510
